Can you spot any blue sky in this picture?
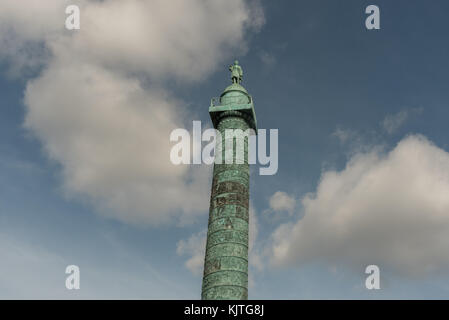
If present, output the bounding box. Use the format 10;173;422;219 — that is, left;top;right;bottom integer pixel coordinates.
1;0;449;299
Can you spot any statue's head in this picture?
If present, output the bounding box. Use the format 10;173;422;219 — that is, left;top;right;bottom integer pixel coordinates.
234;60;239;65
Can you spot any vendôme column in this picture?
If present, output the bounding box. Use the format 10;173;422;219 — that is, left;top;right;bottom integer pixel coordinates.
201;61;257;300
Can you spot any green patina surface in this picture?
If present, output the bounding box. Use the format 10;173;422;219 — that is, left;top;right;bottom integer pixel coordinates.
201;62;257;300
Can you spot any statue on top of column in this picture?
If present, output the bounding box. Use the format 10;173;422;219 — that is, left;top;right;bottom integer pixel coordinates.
229;60;243;84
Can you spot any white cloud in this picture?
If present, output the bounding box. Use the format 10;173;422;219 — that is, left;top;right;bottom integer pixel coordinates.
259;51;276;68
268;191;296;216
269;135;449;277
332;127;358;144
381;110;409;134
69;0;263;81
330;127;375;154
381;108;422;134
0;0;264;225
176;230;207;276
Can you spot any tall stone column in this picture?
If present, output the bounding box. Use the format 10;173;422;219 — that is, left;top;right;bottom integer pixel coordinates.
201;61;257;300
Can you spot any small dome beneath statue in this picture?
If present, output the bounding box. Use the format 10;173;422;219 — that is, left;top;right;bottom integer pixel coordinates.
220;83;250;105
221;83;248;95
